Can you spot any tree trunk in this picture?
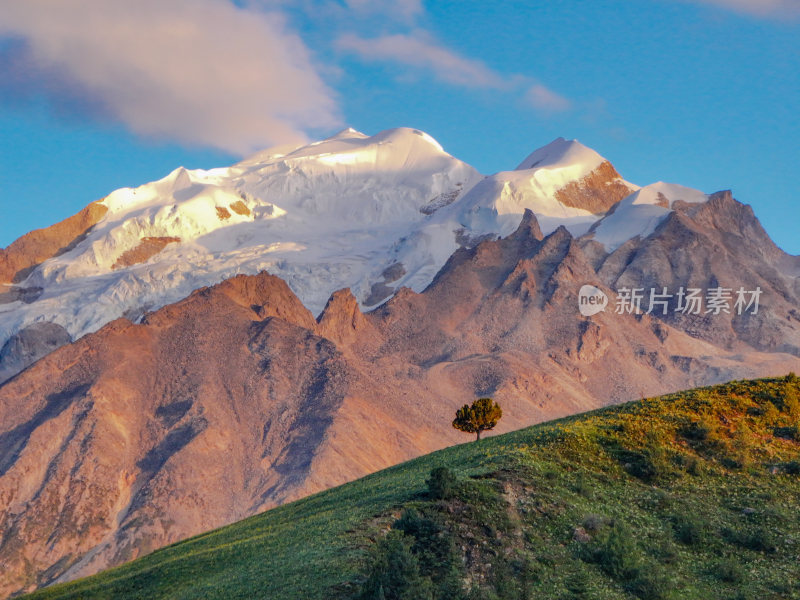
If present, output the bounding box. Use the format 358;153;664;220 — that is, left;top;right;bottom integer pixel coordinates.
476;430;481;441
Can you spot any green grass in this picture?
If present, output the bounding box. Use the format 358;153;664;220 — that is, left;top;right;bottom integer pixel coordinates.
24;375;800;599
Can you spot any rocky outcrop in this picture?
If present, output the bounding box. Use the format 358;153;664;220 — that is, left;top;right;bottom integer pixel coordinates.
112;237;180;269
0;200;108;283
317;288;371;346
554;160;634;214
0;286;43;305
228;200;251;216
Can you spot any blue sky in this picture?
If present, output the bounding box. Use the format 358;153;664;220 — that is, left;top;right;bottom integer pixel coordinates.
1;0;798;252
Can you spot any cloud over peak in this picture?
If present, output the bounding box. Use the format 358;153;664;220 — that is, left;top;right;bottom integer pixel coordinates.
0;0;340;154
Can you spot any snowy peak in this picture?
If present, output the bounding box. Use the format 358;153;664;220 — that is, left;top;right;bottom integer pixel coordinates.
238;127;448;172
587;181;709;251
509;137;637;216
326;126;369;140
451;137;636;240
515;137;605;172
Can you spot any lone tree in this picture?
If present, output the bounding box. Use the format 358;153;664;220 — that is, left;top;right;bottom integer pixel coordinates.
452;397;502;441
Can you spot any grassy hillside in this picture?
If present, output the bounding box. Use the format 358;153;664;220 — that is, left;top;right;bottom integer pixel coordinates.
24;376;800;600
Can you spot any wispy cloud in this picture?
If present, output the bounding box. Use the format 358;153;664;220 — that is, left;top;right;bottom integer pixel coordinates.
336;32;508;89
526;85;572;113
243;0;423;29
336;31;572;114
343;0;423;22
0;0;340;155
679;0;800;18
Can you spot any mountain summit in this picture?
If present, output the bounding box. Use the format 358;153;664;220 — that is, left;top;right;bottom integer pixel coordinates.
515;137;605;171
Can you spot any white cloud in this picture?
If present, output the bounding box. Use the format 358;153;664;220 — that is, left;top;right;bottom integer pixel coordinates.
336;32;508;89
0;0;340;154
526;84;572;113
681;0;800;18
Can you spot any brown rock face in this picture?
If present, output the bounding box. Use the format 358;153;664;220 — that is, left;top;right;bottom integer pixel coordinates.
112;237;181;269
0;200;108;283
554;161;633;214
317;288;372;346
229;200;251;216
0;195;799;597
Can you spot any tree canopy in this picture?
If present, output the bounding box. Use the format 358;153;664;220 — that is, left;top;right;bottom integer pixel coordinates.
452;397;502;441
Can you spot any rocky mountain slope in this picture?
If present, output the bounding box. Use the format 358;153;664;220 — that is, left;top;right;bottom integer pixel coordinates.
0;129;799;596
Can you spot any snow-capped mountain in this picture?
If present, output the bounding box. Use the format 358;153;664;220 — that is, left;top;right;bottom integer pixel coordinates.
1;127;661;381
